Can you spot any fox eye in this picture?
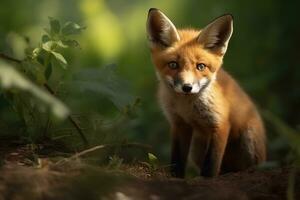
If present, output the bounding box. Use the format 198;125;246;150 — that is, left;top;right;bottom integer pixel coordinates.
168;61;179;69
196;63;206;71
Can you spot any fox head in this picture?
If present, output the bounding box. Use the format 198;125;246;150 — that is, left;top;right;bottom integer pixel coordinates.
146;8;233;94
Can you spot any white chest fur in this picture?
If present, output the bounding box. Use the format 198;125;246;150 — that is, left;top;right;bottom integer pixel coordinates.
159;83;222;129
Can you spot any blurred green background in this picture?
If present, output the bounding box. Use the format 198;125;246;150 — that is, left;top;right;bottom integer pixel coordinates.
0;0;299;164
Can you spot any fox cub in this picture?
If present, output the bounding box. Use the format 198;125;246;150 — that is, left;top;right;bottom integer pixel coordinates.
146;8;266;177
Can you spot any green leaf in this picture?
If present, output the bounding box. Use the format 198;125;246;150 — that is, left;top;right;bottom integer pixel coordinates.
42;41;68;51
62;39;80;48
32;48;42;58
51;51;67;69
49;17;60;34
0;61;69;119
62;22;85;35
44;62;52;80
55;40;68;48
42;34;51;43
148;153;158;165
42;41;56;52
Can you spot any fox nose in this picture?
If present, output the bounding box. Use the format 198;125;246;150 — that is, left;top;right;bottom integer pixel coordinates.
182;84;193;93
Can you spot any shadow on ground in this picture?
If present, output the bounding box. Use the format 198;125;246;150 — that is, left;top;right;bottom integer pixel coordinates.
0;163;298;200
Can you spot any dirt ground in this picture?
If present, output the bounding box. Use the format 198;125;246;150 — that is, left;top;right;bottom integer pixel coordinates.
0;141;299;200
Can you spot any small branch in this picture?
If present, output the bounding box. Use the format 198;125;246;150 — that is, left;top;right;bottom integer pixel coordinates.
55;143;152;166
68;116;88;145
0;53;22;63
0;52;88;146
76;143;151;158
71;144;106;159
43;83;88;146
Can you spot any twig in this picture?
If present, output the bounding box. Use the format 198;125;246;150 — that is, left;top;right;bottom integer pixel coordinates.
43;116;51;138
55;142;152;165
0;52;88;146
69;144;106;159
43;83;88;146
0;53;22;63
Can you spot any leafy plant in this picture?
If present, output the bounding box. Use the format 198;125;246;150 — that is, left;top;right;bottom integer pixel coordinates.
147;153;159;172
0;61;69;119
25;17;85;82
0;17;85;142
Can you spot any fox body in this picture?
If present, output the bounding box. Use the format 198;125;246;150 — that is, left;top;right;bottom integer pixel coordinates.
146;8;266;177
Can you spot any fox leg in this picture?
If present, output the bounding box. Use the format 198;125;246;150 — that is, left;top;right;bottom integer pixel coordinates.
170;120;193;178
190;132;211;174
201;125;230;177
222;122;266;173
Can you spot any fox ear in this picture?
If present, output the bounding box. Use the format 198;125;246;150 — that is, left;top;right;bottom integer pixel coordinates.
198;14;233;55
147;8;180;48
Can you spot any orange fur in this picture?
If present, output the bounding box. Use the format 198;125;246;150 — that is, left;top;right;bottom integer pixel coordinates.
147;8;266;177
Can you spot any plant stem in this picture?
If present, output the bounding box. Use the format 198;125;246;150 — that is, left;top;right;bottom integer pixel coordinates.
43;83;88;146
0;53;22;63
0;52;88;146
55;142;152;165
